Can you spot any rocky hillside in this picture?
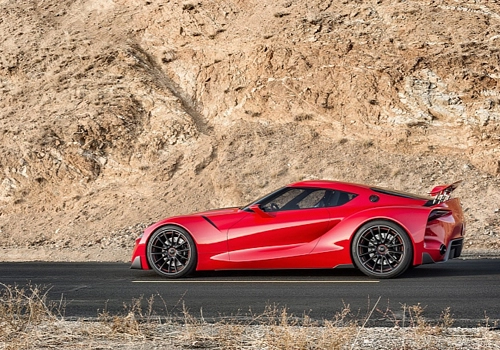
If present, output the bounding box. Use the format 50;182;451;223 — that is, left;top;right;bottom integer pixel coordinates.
0;0;499;261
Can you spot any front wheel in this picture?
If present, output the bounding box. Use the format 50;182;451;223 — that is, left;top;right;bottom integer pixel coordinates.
146;225;197;278
351;220;413;279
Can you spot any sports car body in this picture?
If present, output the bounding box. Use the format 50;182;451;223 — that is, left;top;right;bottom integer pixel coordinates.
131;180;465;279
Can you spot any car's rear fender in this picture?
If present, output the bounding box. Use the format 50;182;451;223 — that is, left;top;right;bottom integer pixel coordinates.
312;206;431;266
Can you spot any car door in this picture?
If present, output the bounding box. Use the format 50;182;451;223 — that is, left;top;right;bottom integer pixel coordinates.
227;188;333;263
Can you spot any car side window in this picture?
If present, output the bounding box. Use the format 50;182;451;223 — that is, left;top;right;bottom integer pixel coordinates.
260;188;305;212
296;190;327;209
260;188;329;211
259;188;357;212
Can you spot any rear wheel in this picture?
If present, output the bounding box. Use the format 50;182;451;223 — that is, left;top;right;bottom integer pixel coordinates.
351;220;412;279
146;225;197;278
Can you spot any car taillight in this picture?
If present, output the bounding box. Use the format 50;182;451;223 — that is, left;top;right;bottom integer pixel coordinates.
428;209;451;222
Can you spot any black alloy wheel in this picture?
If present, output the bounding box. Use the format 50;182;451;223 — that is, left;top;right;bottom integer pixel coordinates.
146;225;197;278
351;220;412;279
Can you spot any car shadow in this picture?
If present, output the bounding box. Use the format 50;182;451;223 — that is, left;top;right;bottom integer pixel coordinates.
132;258;500;280
399;259;500;279
191;267;366;279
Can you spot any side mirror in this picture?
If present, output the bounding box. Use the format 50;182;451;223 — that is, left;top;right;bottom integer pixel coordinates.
249;204;275;218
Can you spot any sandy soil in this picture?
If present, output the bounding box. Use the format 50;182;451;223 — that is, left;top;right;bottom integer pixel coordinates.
0;0;499;262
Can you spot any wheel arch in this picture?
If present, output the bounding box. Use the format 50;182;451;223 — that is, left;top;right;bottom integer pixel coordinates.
348;217;416;268
145;223;199;277
340;206;430;266
144;223;194;269
143;216;231;272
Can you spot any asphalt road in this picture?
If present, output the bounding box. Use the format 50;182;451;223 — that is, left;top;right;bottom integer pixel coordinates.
1;259;499;327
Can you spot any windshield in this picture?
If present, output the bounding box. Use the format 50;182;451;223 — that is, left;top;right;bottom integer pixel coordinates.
241;187;287;210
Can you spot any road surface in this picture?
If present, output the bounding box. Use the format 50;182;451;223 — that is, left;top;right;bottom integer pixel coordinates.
1;259;499;326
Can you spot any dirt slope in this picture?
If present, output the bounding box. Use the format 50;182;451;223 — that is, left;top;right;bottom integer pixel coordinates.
0;0;499;262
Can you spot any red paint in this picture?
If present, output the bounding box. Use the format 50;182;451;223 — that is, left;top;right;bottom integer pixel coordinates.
130;180;465;276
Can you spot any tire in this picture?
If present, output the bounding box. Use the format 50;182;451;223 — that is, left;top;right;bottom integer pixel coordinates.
351;220;413;279
146;225;197;278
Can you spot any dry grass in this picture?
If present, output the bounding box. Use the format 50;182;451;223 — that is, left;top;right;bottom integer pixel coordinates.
0;284;499;349
0;283;61;348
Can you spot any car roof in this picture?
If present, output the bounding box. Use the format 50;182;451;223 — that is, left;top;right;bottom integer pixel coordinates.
288;180;372;193
289;180;431;202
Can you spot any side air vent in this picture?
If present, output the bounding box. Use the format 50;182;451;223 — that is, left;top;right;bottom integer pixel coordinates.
202;216;218;229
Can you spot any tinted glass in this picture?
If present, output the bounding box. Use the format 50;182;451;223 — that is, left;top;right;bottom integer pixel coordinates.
260;188;357;212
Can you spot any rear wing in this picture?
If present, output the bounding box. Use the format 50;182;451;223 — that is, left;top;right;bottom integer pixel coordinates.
429;181;461;204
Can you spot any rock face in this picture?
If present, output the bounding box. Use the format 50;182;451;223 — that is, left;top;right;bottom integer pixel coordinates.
0;0;499;260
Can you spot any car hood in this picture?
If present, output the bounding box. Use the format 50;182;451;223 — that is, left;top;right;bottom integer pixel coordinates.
194;207;249;231
148;207;247;233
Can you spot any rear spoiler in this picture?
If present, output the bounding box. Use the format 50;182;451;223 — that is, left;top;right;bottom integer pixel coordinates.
429;181;461;204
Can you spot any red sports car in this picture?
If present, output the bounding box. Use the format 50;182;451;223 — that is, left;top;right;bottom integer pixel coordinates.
130;180;465;279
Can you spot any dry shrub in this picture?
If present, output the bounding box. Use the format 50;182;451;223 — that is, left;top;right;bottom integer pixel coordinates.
178;302;216;347
0;288;498;349
98;311;143;336
166;302;357;349
258;304;356;349
439;307;454;331
0;283;60;349
97;295;150;336
262;306;313;349
406;303;429;331
402;303;455;336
